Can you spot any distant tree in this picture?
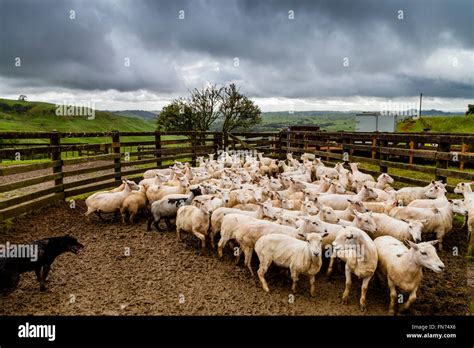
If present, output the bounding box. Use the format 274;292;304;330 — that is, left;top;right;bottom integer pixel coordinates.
18;95;27;101
466;104;474;116
219;83;261;134
157;83;261;136
156;98;197;132
189;84;223;132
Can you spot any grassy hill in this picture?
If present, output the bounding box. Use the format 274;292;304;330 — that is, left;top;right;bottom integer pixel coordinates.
253;111;355;132
0;98;156;134
111;110;157;120
397;114;473;133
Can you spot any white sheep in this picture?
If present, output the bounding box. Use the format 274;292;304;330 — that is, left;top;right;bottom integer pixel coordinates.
210;206;264;247
176;205;212;250
389;203;453;249
314;158;339;179
394;181;439;206
374;236;444;315
370;212;424;242
85;180;133;220
234;217;326;275
331;226;378;312
120;183;149;224
315;186;378;210
255;232;326;296
349;163;375;185
147;185;202;232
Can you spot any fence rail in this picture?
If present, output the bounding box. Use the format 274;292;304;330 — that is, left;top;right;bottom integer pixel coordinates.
0;129;473;220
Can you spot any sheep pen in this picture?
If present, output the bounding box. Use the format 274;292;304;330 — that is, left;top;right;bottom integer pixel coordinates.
0;157;471;316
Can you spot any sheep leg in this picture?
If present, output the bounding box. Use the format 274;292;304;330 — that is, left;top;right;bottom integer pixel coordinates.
176;228;182;242
326;252;336;276
96;211;105;221
388;277;397;315
309;275;316;297
164;218;173;231
359;276;372;312
435;230;444;250
193;231;206;251
234;246;242;265
399;286;418;314
290;269;299;293
342;264;352;305
120;209;127;224
84;208;94;221
210;229;217;250
146;216;154;231
243;247;254;276
257;259;271;293
217;236;229;258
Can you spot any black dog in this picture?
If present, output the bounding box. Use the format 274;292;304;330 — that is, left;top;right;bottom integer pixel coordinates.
0;234;84;295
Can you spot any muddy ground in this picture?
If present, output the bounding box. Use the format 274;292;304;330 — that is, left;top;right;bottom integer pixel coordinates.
0;200;471;316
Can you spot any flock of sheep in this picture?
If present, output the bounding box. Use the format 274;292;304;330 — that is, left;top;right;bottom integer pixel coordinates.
83;151;473;315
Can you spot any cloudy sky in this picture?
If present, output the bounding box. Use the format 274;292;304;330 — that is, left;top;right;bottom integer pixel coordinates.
0;0;472;112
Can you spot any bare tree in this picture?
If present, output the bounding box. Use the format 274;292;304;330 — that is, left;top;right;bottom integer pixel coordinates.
189;84;223;132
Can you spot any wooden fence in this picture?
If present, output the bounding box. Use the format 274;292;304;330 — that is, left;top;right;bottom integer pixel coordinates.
279;130;474;190
0;130;277;220
0;130;473;221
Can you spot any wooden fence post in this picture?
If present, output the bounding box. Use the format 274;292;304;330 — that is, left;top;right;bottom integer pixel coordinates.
435;141;450;183
213;132;222;156
460;143;466;170
371;136;377;160
408;140;415;165
155;131;162;167
276;131;283;159
111;130;121;183
223;131;228;152
191;132;197;167
379;139;388;173
50;130;64;199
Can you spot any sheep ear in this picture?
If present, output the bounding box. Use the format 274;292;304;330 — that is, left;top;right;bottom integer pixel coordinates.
406;239;418;249
429;240;439;246
298;233;307;240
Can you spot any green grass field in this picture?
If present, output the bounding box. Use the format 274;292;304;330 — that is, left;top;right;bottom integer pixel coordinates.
0;98;155;134
250;111;356;132
398;114;473;133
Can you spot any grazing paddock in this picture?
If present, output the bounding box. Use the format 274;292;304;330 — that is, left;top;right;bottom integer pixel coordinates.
0;200;469;316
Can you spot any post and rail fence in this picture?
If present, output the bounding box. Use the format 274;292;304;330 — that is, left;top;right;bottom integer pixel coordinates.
0;130;473;221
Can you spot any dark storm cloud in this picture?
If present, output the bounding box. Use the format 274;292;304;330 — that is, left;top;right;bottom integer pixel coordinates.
0;0;472;98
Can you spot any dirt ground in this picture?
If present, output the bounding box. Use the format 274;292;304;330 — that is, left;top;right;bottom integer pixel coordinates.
0;200;471;316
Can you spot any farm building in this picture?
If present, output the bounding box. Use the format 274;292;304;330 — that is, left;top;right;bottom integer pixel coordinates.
355;112;399;132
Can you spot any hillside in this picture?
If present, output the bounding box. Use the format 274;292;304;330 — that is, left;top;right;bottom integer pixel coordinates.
252;111;355;132
111;110;157;120
0;98;156;134
397;114;473;133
